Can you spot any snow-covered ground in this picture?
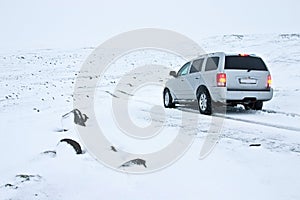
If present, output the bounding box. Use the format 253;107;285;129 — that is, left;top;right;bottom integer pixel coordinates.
0;34;300;200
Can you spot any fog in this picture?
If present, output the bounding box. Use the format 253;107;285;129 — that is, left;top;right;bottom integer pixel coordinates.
0;0;299;52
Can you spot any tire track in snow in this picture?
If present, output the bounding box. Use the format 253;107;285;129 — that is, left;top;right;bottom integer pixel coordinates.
261;109;300;118
176;106;300;132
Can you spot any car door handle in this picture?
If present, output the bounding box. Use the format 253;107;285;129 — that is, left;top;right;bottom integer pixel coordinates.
195;77;199;79
180;79;184;81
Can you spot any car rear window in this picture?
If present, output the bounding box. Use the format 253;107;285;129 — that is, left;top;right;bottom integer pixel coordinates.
225;56;267;71
205;57;219;71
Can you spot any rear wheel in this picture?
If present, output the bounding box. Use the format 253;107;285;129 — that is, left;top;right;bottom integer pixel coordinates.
163;89;175;108
197;88;212;115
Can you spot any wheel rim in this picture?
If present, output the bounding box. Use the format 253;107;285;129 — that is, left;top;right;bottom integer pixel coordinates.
199;93;207;111
164;92;170;106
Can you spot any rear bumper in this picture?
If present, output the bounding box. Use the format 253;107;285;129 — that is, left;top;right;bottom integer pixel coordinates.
210;87;273;103
226;88;273;101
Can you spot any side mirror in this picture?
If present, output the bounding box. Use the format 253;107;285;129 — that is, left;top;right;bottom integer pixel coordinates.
169;71;177;77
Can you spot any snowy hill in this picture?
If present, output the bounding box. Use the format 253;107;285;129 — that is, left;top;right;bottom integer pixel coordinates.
0;34;300;200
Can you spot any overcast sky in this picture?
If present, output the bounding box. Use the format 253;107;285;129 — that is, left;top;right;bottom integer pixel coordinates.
0;0;299;52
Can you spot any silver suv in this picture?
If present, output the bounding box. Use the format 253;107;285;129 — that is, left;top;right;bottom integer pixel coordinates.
163;52;273;115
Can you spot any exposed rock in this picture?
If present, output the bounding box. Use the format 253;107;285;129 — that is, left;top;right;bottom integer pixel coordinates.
60;138;83;154
120;158;147;168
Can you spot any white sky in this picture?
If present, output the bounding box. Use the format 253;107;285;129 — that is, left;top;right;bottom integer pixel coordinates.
0;0;299;52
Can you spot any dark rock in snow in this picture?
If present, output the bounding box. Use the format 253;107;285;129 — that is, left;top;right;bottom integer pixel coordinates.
16;174;42;183
4;183;18;189
249;143;261;147
54;128;68;132
41;150;57;158
120;158;147;168
62;109;89;127
111;146;117;152
60;138;83;154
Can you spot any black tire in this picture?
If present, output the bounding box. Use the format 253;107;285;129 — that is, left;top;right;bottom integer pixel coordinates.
163;89;175;108
197;88;212;115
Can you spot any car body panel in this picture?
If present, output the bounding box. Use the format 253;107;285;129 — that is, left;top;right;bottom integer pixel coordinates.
165;52;273;105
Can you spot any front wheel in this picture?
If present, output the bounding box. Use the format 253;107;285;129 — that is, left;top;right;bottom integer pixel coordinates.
163;89;175;108
197;88;212;115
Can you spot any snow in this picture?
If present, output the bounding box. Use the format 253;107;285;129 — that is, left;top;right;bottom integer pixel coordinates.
0;34;300;200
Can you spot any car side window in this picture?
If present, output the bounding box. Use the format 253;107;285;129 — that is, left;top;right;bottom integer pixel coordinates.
177;62;190;76
205;57;219;71
190;58;204;73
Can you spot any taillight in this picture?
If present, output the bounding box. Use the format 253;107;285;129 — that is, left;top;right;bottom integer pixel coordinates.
239;53;249;57
267;75;272;88
217;73;226;87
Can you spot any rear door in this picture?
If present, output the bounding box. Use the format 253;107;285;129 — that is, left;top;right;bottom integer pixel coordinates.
186;58;205;99
224;55;270;91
